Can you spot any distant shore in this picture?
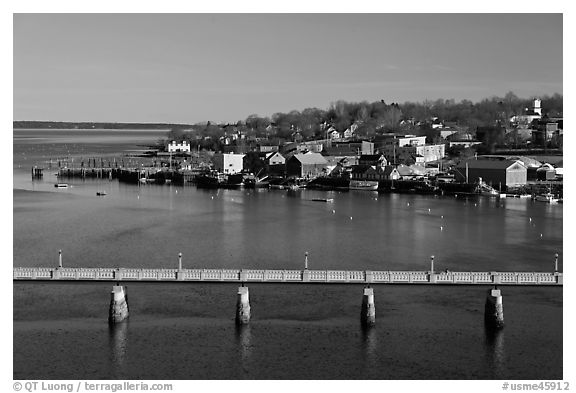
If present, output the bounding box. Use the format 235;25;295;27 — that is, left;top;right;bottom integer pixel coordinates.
13;121;190;130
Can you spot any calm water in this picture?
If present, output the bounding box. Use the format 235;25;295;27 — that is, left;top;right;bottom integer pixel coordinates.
13;129;563;380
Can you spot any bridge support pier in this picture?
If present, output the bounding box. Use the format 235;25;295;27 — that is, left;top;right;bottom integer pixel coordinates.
361;287;376;327
109;285;129;324
484;287;504;329
235;286;251;325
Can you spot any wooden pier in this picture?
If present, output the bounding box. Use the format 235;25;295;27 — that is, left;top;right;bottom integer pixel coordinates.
13;267;563;285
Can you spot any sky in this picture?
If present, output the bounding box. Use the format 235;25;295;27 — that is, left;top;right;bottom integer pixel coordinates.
13;13;563;124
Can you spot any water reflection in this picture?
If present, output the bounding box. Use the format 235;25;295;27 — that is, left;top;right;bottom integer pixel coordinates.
484;326;505;378
235;324;252;363
108;322;129;370
361;325;377;362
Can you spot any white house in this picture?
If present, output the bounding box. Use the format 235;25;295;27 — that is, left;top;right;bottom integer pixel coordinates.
343;123;359;139
212;153;245;174
266;152;285;166
167;140;191;153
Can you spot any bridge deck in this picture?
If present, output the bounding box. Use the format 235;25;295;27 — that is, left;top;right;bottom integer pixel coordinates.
13;267;563;285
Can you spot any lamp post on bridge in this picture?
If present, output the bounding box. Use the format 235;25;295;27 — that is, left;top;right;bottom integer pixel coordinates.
178;252;182;271
430;255;434;274
304;252;309;270
58;250;62;268
554;253;558;272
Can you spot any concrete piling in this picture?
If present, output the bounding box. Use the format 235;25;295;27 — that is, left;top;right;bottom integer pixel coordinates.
109;285;129;324
484;287;504;329
361;287;376;327
235;286;251;325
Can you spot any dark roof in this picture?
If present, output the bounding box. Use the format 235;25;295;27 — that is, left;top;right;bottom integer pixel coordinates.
359;154;383;160
456;159;525;170
447;131;475;142
382;166;398;176
351;165;374;174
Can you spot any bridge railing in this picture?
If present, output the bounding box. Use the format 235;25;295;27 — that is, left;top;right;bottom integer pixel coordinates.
12;267;563;285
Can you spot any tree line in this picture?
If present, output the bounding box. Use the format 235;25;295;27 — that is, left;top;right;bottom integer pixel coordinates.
164;92;562;150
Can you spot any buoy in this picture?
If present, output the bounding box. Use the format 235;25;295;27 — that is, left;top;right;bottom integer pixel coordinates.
540;233;543;238
441;215;444;219
428;208;431;212
407;203;410;206
211;196;214;199
440;226;443;231
350;216;353;220
137;195;139;199
332;210;336;214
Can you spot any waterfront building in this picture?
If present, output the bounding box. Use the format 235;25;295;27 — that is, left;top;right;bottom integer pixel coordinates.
212;153;245;174
454;158;527;188
396;164;427;180
286;152;328;178
536;163;557;181
266;152;286;176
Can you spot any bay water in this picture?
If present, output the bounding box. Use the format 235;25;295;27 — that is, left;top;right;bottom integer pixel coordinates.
13;129;563;380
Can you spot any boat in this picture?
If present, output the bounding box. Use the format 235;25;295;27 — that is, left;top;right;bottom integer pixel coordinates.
307;176;350;191
195;172;221;189
349;179;379;191
54;183;69;188
96;191;107;196
219;173;244;189
312;198;334;202
534;193;560;204
244;175;270;189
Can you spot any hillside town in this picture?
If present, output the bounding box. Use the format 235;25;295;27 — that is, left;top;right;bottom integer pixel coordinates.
126;97;561;199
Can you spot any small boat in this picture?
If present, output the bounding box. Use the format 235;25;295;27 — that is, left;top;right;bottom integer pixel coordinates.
349;180;379;191
96;191;107;196
54;183;69;188
312;198;334;202
534;193;559;204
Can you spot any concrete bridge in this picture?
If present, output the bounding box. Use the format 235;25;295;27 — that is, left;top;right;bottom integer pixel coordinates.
13;266;563;286
13;252;562;329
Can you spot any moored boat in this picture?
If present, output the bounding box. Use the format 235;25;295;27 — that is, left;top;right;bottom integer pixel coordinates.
54;183;69;188
534;193;560;204
349;179;379;191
